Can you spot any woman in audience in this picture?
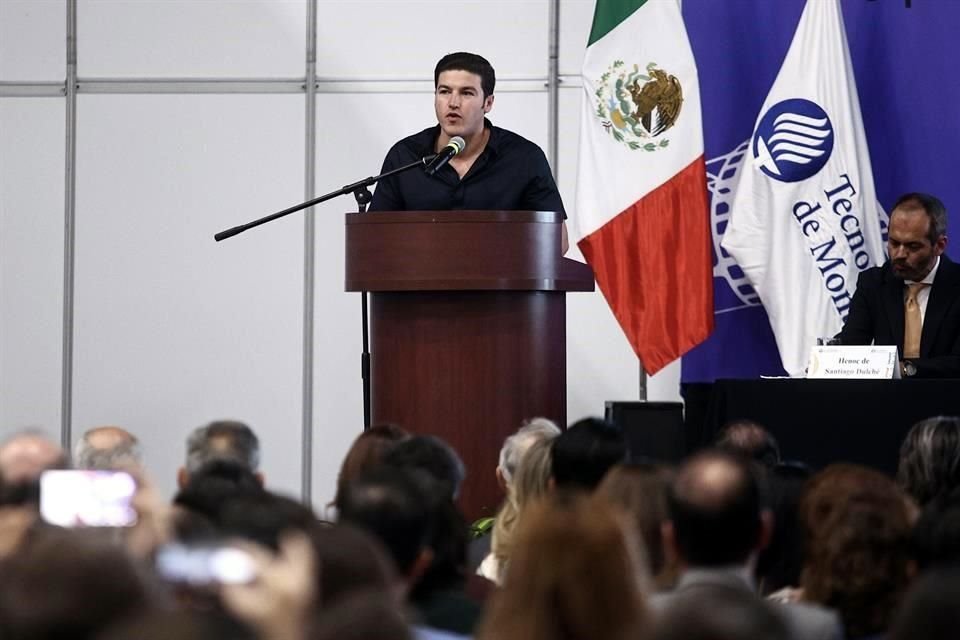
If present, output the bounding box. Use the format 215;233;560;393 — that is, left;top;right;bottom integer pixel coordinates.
799;464;915;639
329;424;409;519
479;434;556;584
476;493;649;640
595;462;676;591
896;415;960;507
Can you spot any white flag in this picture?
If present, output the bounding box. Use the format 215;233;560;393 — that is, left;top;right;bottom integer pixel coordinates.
720;0;885;377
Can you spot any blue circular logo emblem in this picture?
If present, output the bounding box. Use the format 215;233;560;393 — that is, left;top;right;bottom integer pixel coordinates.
752;99;834;183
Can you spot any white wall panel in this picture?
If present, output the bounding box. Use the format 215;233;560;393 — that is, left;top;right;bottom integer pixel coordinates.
0;1;66;82
77;0;306;78
0;99;65;437
558;0;593;76
316;1;550;79
72;95;305;499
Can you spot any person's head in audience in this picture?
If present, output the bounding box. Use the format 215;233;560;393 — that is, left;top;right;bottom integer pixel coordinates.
665;450;769;570
0;430;68;507
382;435;466;501
896;415;960;507
336;467;434;588
308;524;398;610
755;461;812;596
597;462;677;591
308;590;413;640
98;610;257;640
551;417;626;491
178;420;261;489
0;527;154;640
649;587;790;640
496;417;561;492
74;426;143;471
332;424;409;509
477;493;648;640
487;422;561;583
800;464;915;639
173;458;265;523
913;486;960;570
716;420;781;468
217;490;318;551
888;568;960;640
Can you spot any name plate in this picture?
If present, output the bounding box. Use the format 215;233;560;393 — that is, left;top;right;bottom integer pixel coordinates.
806;346;900;379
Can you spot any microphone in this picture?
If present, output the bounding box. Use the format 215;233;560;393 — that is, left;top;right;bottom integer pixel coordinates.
424;136;466;176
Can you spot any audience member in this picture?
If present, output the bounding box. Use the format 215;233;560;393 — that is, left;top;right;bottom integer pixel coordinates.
98;610;256;640
551;417;626;491
716;420;781;468
799;464;915;639
896;415;960;507
888;568;960;640
913;486;960;570
178;420;262;489
173;459;265;523
0;527;155;640
309;590;414;640
477;493;648;640
331;424;409;513
0;430;68;506
649;586;791;640
656;450;843;640
596;462;677;591
382;435;466;501
480;420;560;583
756;461;812;598
73;426;143;471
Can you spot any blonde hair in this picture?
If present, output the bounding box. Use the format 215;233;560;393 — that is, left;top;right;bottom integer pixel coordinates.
490;435;556;581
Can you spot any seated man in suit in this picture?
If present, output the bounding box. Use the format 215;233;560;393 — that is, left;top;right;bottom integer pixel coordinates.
837;192;960;378
369;51;568;253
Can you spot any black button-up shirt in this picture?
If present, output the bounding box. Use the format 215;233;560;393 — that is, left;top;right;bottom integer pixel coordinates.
369;120;565;216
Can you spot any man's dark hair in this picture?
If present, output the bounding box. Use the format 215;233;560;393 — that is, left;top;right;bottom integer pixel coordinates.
716;420;781;468
913;486;960;570
551;417;626;490
217;490;318;550
185;420;260;474
381;435;465;500
897;415;960;506
434;51;495;97
173;458;265;522
336;467;433;575
668;450;763;567
892;192;948;245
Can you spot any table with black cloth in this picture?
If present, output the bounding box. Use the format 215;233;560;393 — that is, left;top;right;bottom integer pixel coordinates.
689;379;960;476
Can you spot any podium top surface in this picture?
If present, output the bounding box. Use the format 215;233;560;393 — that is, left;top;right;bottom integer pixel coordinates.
345;210;594;292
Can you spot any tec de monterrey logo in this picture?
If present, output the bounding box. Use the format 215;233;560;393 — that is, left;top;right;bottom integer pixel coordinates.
752;98;834;183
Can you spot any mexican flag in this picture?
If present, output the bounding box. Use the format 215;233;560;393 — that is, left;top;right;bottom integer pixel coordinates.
574;0;713;375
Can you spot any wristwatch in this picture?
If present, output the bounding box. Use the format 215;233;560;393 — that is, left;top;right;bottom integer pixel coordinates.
902;361;918;377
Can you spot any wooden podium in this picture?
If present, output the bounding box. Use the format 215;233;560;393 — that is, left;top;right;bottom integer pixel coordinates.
345;210;594;518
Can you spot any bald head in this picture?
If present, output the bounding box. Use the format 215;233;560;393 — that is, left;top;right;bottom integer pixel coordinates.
716;420;780;468
668;451;764;567
0;432;67;486
74;426;143;471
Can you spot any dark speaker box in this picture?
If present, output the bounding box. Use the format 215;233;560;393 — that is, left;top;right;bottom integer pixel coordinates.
605;401;686;464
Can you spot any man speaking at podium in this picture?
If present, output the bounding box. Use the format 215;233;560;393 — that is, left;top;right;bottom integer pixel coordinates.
836;193;960;378
369;52;569;252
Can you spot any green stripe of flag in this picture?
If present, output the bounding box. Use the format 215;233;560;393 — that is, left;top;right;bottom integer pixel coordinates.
587;0;648;47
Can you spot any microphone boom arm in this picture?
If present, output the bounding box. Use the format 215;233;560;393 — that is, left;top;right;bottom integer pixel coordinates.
214;156;433;241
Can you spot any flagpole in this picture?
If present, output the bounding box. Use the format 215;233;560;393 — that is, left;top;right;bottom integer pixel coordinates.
639;363;647;401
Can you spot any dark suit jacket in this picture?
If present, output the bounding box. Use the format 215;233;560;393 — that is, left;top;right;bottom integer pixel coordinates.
836;255;960;378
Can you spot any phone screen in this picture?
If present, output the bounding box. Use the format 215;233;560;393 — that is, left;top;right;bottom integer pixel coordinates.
156;544;257;585
39;470;138;527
